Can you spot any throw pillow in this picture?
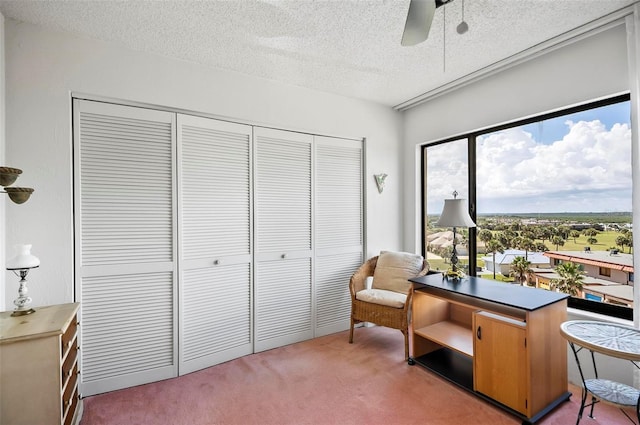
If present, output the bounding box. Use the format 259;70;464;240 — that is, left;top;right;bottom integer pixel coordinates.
372;250;425;295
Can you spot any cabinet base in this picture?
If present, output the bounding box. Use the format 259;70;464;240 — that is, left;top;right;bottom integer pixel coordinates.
412;348;571;425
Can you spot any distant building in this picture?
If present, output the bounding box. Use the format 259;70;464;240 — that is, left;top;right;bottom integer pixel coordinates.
544;250;633;285
481;249;550;276
427;230;469;255
542;250;634;307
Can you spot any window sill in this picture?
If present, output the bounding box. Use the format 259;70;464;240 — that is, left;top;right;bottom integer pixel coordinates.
567;307;634;327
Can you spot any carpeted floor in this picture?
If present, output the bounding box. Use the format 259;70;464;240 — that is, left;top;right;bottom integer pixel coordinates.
81;326;635;425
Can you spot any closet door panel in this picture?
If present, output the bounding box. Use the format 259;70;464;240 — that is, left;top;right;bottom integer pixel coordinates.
254;127;313;352
74;99;177;396
178;114;253;374
314;136;364;336
254;258;312;351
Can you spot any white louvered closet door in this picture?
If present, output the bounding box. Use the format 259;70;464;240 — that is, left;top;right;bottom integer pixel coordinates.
254;127;313;352
177;114;253;374
73;100;177;396
314;136;364;336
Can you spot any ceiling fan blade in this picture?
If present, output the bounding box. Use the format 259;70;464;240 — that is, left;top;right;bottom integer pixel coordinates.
401;0;436;46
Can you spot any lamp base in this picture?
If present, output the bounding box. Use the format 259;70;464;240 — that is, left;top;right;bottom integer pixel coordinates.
11;307;36;317
443;268;464;280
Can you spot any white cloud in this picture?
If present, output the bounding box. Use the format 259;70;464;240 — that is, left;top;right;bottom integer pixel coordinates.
426;120;632;213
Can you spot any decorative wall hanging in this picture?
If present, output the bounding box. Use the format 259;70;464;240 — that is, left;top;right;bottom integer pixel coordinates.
1;166;34;204
374;173;388;194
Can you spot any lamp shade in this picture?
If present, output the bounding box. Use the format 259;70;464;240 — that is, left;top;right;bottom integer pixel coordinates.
435;198;476;228
6;244;40;270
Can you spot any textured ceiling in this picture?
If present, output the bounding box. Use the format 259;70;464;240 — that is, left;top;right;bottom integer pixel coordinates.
0;0;636;107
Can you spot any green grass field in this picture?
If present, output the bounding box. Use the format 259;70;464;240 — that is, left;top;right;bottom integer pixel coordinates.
426;230;632;279
555;231;631;252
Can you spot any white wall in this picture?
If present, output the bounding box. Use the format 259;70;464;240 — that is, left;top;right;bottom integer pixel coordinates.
2;19;404;309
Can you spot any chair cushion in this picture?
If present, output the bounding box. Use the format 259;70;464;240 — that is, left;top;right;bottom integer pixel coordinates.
372;251;425;295
355;289;407;308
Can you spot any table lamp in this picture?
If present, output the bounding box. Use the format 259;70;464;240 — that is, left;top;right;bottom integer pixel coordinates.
435;191;476;279
6;244;40;316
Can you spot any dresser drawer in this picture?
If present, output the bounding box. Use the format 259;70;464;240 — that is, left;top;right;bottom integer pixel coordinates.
62;341;78;390
63;381;79;425
62;361;79;421
61;315;78;359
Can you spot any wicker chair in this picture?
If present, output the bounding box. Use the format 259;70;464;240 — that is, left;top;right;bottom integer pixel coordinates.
348;254;430;360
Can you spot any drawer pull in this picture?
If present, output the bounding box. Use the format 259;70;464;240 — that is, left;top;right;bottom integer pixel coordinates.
476;326;482;340
213;259;220;265
281;254;287;259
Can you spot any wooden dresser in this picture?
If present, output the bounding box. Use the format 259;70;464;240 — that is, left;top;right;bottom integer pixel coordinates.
0;303;81;425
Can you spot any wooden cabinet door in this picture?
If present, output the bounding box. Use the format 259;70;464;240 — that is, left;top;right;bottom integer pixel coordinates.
473;311;528;415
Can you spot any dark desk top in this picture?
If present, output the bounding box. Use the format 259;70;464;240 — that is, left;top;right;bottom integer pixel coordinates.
410;273;569;311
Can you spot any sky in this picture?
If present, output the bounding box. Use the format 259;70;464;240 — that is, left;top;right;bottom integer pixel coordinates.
426;101;632;215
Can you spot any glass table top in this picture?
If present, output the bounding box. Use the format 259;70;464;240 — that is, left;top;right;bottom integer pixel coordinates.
561;320;640;361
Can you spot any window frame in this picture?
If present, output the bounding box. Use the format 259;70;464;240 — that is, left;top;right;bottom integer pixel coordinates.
421;93;632;320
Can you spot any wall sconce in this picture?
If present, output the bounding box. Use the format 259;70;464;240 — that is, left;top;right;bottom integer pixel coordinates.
1;166;34;204
374;173;388;194
6;244;40;316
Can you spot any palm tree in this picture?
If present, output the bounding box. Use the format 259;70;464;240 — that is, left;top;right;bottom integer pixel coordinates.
510;256;532;286
536;226;552;246
478;229;493;254
495;232;511;250
569;230;581;243
485;239;504;280
513;236;532;260
551;235;565;250
551;262;585;296
616;233;633;253
536;242;549;252
583;228;599;238
557;225;571;239
522;237;537;259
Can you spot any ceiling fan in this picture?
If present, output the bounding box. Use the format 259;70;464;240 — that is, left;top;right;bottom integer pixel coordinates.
401;0;456;46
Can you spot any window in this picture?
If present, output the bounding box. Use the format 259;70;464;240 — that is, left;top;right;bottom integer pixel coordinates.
423;139;470;274
599;267;612;277
422;94;632;319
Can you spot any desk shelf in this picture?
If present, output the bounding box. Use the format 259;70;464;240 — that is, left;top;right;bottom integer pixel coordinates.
414;348;474;390
414;321;473;357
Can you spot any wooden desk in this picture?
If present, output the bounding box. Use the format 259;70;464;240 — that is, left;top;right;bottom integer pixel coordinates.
560;320;640;424
410;273;570;425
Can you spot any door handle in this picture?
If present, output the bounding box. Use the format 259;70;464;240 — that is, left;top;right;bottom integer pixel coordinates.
476;326;482;340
